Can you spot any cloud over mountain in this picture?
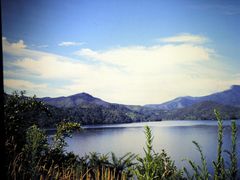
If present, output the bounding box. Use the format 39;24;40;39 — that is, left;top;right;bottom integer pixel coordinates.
3;35;240;104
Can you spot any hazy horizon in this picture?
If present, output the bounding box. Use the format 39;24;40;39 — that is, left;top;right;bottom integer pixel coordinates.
2;0;240;105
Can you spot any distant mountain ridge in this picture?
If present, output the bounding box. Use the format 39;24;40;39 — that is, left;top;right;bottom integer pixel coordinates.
33;85;240;126
163;101;240;120
39;92;109;108
144;85;240;110
40;85;240;110
5;85;240;127
38;92;149;125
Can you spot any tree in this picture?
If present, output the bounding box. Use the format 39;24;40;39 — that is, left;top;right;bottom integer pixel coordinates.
4;91;49;149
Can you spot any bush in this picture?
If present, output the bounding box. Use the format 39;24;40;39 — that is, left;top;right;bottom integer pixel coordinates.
184;110;239;179
134;126;183;179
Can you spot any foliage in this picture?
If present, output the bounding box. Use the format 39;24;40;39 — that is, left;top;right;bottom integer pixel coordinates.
229;120;238;179
8;125;47;179
213;110;226;179
110;152;137;178
183;141;211;180
184;109;239;180
4;91;49;148
52;121;80;152
134;126;183;179
4;91;50;179
224;120;238;180
23;125;48;177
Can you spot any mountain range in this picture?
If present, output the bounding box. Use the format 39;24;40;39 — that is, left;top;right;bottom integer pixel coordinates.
145;85;240;110
35;85;240;126
40;92;110;108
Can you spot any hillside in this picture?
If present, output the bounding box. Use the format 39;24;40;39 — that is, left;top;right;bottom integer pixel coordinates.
38;94;155;126
145;85;240;110
163;101;240;120
41;100;240;127
39;92;110;108
17;84;240;126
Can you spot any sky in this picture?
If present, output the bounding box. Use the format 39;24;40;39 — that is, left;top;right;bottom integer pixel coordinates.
2;0;240;105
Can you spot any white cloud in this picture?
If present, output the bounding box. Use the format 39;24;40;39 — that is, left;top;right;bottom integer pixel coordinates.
2;36;239;104
4;79;48;90
2;37;27;49
76;44;213;74
3;78;61;98
159;33;208;44
58;41;84;47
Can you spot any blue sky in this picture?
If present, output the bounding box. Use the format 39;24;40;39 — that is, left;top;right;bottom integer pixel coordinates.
2;0;240;104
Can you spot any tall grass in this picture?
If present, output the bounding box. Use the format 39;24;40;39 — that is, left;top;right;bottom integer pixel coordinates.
38;165;127;180
134;126;183;179
213;110;226;179
183;141;211;179
184;110;239;180
229;120;238;179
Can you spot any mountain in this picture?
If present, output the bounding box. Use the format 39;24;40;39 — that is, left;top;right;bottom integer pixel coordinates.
39;92;110;108
32;85;240;127
145;85;240;110
144;96;199;110
38;93;155;126
200;85;240;107
163;101;240;120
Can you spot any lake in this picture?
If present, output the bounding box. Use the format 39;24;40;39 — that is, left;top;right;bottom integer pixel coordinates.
64;120;240;172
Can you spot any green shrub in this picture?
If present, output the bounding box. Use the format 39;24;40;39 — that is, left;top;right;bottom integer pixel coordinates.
213;110;226;179
134;126;183;179
184;110;239;179
183;141;211;180
51;121;81;152
23;125;48;177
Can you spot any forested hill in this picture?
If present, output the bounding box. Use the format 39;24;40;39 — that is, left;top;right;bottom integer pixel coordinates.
5;85;240;127
40;93;110;108
145;85;240;110
34;85;240;127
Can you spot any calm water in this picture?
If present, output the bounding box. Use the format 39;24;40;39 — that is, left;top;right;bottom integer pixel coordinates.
64;120;240;172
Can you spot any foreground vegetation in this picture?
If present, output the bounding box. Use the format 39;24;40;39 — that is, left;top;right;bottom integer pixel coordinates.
4;91;239;179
